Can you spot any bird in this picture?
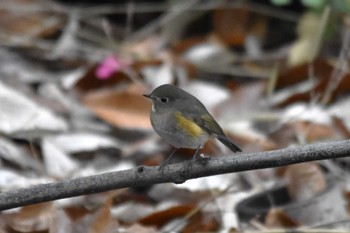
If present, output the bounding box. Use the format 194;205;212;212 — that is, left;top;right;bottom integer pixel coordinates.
143;84;241;170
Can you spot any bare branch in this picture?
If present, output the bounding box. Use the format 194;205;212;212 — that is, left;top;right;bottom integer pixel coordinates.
1;139;350;211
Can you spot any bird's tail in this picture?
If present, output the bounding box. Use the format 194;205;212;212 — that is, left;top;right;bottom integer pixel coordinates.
216;134;242;153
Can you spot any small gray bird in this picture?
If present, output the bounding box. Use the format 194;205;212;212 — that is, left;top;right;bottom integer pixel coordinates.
143;84;241;164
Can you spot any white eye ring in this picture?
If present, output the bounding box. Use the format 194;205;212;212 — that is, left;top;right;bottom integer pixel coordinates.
160;97;169;103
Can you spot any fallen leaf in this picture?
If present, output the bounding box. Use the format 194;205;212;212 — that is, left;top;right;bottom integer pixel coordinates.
270;59;350;106
139;205;195;228
42;138;79;178
49;208;73;233
329;96;350;133
285;163;327;202
75;64;130;92
294;121;336;142
64;206;90;222
0;80;68;136
0;0;62;39
343;189;350;216
332;116;350;138
0;137;43;171
0;169;53;191
5;202;54;232
264;208;299;228
212;7;249;46
46;133;122;154
112;202;154;224
181;39;237;69
182;211;219;233
83;84;151;130
89;196;113;233
277;59;330;87
277;103;337;142
66;194;116;233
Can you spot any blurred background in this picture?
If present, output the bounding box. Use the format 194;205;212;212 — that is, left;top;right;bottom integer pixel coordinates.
1;0;350;232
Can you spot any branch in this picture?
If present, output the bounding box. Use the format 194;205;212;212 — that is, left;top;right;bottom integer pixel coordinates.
1;139;350;211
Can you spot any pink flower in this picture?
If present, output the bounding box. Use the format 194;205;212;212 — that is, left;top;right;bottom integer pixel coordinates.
95;55;125;79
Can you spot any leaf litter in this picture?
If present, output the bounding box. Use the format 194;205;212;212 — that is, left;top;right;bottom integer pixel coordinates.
0;0;350;232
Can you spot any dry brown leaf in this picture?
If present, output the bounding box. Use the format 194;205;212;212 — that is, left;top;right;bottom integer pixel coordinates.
139;205;195;228
268;122;299;148
342;189;350;216
5;202;54;232
139;203;219;232
171;36;207;55
268;120;336;148
212;7;249;46
295;121;336;141
272;59;350;106
276;60;331;89
332;116;350;138
83;84;151;130
63;193;117;233
75;65;131;92
182;211;220;233
89;196;113;233
0;0;62;39
264;208;299;228
64;206;90;222
285;163;327;202
142;152;164;167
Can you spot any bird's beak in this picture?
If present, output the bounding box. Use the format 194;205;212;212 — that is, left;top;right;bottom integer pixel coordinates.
143;94;153;99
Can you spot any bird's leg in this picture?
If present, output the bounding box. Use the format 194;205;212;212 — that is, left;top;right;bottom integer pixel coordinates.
193;145;211;164
184;144;207;177
193;145;202;161
159;148;178;173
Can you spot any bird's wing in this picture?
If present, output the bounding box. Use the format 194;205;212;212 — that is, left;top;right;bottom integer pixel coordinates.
181;110;242;152
197;114;225;136
197;114;242;152
180;110;224;136
176;99;225;135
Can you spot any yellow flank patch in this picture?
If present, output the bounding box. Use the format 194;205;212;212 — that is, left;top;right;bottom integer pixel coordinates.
175;111;203;138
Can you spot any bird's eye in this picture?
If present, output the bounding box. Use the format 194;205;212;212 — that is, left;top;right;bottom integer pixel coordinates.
160;97;169;103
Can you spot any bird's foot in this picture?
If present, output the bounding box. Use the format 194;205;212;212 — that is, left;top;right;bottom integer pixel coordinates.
184;153;210;177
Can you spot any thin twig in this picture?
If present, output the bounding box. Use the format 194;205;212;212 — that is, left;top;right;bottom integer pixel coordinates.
0;139;350;211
